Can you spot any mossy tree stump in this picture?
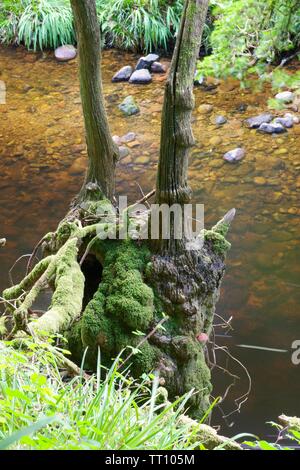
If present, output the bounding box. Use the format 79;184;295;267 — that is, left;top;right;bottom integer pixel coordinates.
2;0;236;419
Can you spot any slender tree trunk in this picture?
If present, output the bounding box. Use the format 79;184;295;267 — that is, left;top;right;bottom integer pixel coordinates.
71;0;118;202
154;0;209;254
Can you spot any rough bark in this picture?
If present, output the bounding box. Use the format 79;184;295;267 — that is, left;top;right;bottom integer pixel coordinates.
154;0;209;254
70;0;118;202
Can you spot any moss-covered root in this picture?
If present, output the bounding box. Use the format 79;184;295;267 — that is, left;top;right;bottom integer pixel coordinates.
28;239;85;336
3;255;53;302
177;415;242;450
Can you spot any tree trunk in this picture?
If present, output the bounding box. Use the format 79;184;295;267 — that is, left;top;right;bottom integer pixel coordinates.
70;0;118;202
154;0;209;254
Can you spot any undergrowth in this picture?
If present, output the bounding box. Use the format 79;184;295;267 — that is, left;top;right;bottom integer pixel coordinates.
0;338;212;450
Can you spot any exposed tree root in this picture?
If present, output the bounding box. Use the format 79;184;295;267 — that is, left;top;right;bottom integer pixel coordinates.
1;190;236;421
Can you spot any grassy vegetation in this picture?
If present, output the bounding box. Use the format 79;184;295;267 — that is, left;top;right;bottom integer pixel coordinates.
0;338;214;450
0;0;74;50
1;338;298;450
0;0;185;52
97;0;183;52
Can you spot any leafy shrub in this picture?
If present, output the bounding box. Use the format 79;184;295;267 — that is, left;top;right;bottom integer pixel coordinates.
0;0;27;44
198;0;300;81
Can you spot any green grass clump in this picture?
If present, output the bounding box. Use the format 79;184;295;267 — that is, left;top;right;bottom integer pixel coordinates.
0;338;204;450
0;0;74;51
96;0;183;52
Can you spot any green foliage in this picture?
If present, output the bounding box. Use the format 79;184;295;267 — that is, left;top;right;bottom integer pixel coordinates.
0;0;184;52
0;0;27;44
96;0;183;52
0;339;205;450
0;0;74;50
18;0;75;51
198;0;300;81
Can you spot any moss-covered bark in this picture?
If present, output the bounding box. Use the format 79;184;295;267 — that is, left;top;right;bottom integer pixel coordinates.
70;0;118;201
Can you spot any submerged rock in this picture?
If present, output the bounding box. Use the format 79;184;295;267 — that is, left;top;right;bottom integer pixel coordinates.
120;132;136;143
245;113;273;128
215;115;227;125
209;136;222;146
223;147;245;163
198;104;213;114
236;103;248;113
194;74;205;87
129;69;152;85
118;146;130;159
54;45;77;62
284;112;300;124
112;135;122;145
118;96;140;116
151;62;166;74
112;65;133;82
275;91;295;103
258;122;287;134
273;116;294;128
135;53;159;70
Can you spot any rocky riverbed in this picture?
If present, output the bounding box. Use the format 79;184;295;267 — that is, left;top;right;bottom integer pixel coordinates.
0;45;299;437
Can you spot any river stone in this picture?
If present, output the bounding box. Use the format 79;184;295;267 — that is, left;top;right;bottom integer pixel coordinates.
209;136;222;146
112;135;122;145
215;115;227;125
69;157;86;175
151;62;166;73
223;147;245;163
284;112;300;124
129;69;152;85
245;113;273;128
118;96;140;116
254;176;267;185
135;53;159;70
120;132;136;143
54;45;77;62
112;65;133;82
273;116;294;128
275;91;295;103
198;104;213;114
258;122;287;134
236;103;248;112
194;75;205;87
274;148;288;155
119;146;130;159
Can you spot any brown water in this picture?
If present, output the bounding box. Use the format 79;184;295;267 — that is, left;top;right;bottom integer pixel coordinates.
0;46;299;437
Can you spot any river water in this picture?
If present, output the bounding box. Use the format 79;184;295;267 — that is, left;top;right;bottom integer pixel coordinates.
0;46;299;438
